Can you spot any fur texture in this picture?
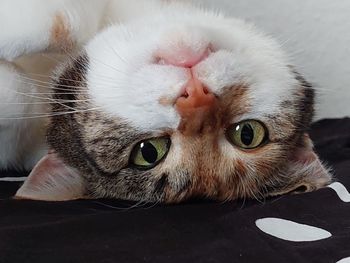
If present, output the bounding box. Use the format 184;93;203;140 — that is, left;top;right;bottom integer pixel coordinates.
0;0;332;202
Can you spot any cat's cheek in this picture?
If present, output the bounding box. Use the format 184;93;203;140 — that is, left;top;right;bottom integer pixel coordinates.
15;152;86;201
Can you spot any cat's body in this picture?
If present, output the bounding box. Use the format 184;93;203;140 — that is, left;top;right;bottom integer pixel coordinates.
0;0;331;202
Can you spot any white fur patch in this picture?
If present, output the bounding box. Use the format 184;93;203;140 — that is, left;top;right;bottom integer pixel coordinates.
0;62;47;170
85;2;297;132
0;0;107;60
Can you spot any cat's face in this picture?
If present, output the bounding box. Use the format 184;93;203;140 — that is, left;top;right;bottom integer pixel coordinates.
16;5;331;202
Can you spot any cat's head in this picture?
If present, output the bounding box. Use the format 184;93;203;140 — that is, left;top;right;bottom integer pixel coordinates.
16;3;331;202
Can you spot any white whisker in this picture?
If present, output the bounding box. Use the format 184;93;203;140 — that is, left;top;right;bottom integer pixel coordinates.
16;74;88;91
0;99;92;105
0;107;101;120
2;87;79;111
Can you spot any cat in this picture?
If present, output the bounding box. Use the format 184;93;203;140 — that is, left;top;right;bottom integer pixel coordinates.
0;0;331;202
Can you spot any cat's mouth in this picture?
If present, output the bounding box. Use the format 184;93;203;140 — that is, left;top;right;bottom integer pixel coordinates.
155;42;212;68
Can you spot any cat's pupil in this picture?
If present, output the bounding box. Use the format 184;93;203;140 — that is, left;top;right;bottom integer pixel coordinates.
241;124;254;146
141;142;158;163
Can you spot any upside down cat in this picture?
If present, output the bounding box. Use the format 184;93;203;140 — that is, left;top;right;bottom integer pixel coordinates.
0;0;331;202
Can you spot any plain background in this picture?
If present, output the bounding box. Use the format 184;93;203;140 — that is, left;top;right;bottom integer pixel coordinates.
193;0;350;120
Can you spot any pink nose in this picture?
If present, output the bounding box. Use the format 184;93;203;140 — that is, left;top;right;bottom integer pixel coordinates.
156;45;211;68
176;72;216;111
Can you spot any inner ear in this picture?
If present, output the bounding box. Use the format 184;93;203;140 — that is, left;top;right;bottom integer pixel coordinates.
267;134;332;197
15;152;86;201
292;134;332;188
287;184;310;195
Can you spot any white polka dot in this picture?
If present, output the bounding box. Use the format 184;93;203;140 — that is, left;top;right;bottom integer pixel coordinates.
255;217;332;242
328;182;350;202
337;257;350;263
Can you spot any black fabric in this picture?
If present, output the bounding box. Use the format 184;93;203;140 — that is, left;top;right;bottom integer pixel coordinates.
0;118;349;263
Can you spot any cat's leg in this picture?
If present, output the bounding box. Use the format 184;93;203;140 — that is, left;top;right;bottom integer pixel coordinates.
0;60;47;170
0;0;109;60
0;0;109;170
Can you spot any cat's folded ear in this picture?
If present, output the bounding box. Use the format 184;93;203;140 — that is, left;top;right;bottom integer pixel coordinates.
269;134;332;196
15;152;86;201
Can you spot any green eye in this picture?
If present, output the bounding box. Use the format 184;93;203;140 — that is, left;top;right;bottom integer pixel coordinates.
130;137;170;168
227;120;267;149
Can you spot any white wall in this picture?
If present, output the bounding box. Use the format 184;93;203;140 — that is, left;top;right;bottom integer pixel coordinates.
193;0;350;120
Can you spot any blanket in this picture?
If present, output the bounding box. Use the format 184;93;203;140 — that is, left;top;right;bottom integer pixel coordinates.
0;118;349;263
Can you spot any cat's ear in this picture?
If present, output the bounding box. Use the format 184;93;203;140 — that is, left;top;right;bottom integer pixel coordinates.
270;134;332;196
15;152;85;201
